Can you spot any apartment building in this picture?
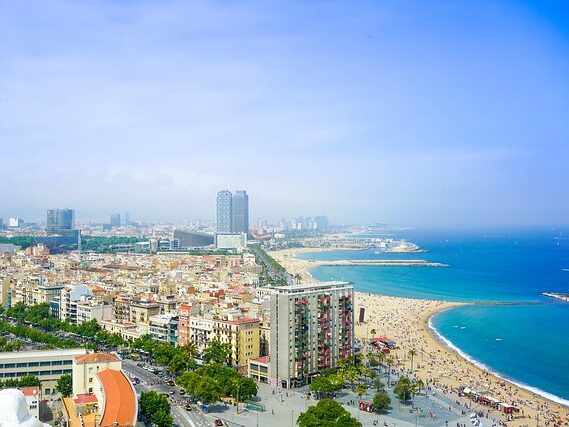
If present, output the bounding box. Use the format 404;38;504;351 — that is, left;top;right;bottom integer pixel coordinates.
130;301;160;325
269;281;354;388
213;316;260;369
177;303;192;347
149;313;179;346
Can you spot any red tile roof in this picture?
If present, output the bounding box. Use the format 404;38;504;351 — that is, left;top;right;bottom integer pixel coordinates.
21;387;39;397
75;353;119;364
74;394;98;405
97;369;136;427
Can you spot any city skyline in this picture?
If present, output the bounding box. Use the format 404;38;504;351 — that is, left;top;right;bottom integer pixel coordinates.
2;1;569;226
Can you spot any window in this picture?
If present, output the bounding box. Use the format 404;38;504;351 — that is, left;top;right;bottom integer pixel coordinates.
16;363;28;368
40;361;51;366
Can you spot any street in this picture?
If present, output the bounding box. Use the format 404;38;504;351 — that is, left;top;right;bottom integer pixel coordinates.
122;359;213;427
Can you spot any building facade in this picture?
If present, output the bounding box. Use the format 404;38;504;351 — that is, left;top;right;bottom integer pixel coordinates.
46;209;75;233
0;349;86;394
269;281;354;388
149;313;179;346
231;190;249;234
216;190;233;233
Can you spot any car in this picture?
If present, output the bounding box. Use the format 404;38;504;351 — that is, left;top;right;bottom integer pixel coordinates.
169;390;175;396
214;420;224;426
179;389;186;395
185;405;192;411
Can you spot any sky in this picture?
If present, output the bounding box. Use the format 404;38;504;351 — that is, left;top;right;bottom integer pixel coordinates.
1;0;569;226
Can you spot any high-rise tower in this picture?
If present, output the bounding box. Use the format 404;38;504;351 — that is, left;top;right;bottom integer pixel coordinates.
232;190;249;234
46;209;75;233
216;190;233;233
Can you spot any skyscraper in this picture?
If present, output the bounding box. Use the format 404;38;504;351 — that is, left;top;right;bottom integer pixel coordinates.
232;190;249;234
269;281;354;388
216;190;233;233
47;209;75;233
110;213;121;228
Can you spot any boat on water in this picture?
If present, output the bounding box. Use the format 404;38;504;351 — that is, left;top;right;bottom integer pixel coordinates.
542;292;569;303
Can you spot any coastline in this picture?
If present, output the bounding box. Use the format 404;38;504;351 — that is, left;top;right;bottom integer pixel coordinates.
271;247;569;426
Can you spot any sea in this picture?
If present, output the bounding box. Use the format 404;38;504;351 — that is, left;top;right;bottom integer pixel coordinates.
297;227;569;406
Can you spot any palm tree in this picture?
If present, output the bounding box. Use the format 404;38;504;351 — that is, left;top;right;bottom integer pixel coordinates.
355;383;368;402
385;356;395;387
408;349;417;372
183;341;198;358
370;328;376;338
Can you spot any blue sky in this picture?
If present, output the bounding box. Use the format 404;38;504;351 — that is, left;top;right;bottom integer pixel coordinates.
1;0;568;225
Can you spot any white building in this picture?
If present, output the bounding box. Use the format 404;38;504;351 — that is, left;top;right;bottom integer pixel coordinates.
76;301;113;324
149;313;178;346
0;349;87;394
59;285;92;323
214;233;247;251
0;389;50;427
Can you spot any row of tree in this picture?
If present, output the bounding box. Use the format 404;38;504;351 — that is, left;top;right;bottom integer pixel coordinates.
0;375;41;390
139;391;173;427
2;303;128;350
177;364;257;405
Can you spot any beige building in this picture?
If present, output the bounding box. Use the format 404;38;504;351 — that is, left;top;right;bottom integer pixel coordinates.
130;301;160;324
0;349;86;394
213;317;260;369
70;353;137;427
0;276;13;308
72;353;122;396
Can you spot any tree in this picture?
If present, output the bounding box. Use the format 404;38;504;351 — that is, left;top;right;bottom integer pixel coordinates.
140;391;171;426
297;399;362;427
394;377;413;403
373;378;384;391
151;408;173;427
178;371;201;394
18;375;41;387
408;349;417;372
202;339;230;365
310;376;333;397
372;391;391;412
328;373;344;391
355;383;368;401
342;366;359;391
56;374;73;397
370;328;376;337
385;356;395;386
194;376;222;404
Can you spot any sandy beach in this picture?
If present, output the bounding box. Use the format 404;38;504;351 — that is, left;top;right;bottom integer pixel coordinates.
272;248;569;426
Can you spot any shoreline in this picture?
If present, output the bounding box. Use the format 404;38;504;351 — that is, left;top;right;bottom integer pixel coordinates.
271;247;569;425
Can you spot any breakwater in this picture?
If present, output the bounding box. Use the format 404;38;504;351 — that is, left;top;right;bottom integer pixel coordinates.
309;259;448;267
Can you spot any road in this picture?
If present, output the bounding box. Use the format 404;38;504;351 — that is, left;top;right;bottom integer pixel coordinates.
122;359;213;427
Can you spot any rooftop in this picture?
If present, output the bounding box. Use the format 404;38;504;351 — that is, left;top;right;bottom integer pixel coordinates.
73;394;98;405
74;353;119;364
0;348;86;361
271;281;351;293
97;369;136;427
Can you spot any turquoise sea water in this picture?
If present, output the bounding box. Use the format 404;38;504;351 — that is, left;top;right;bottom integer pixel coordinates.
299;228;569;404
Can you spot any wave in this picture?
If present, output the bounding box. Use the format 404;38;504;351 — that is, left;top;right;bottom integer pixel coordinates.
428;314;569;408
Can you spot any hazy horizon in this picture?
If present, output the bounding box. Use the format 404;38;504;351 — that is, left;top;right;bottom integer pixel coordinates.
2;1;569;226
